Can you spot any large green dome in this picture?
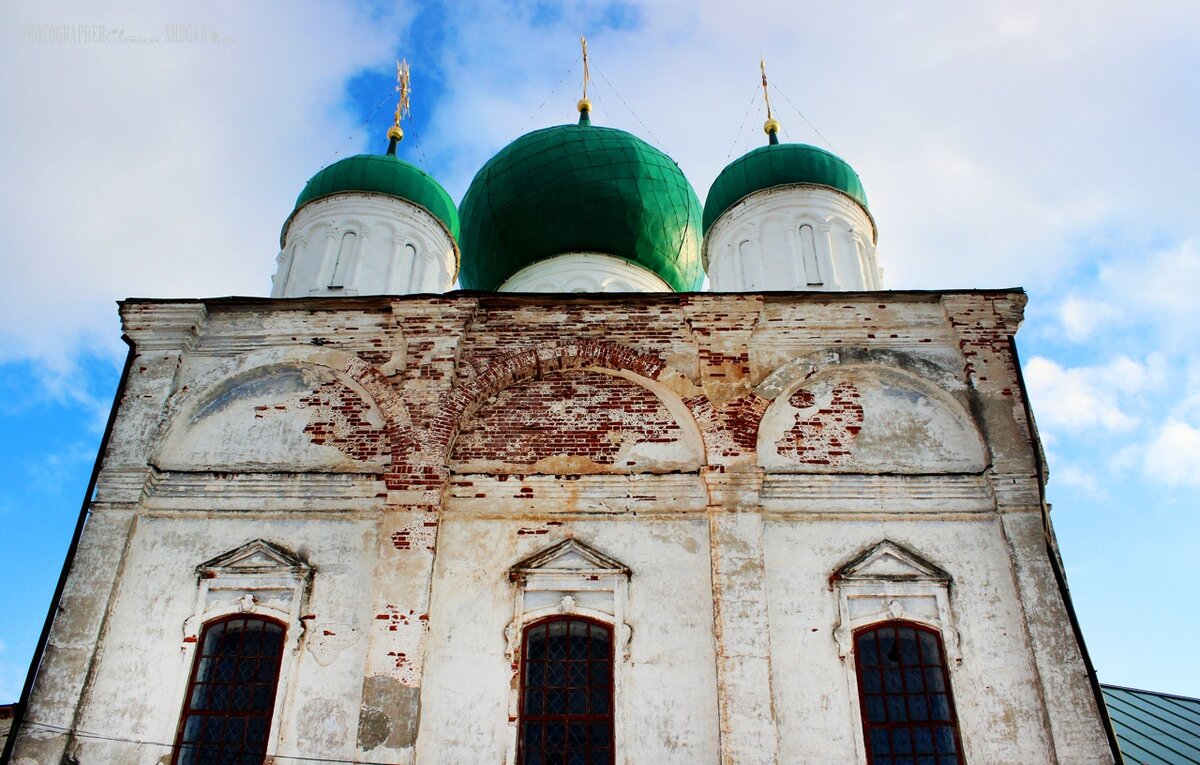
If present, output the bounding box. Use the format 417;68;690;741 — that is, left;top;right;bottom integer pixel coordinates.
703;143;868;234
458;117;704;292
287;153;460;244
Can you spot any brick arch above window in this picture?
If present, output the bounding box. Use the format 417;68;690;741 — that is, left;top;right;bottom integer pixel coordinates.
449;367;703;475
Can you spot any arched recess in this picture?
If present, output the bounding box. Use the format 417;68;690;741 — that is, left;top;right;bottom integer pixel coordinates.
152;347;411;473
442;341;707;474
755;349;986;474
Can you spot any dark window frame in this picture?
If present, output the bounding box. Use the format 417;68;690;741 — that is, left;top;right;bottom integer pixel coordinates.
853;620;965;765
172;613;287;765
517;615;615;765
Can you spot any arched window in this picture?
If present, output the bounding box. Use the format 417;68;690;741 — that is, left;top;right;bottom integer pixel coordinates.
854;622;963;765
328;230;357;288
798;224;823;286
174;615;286;765
519;617;613;765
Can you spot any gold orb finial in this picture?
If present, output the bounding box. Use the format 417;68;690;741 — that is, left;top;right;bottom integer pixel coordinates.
577;98;592;113
387;125;404;142
764;118;780;135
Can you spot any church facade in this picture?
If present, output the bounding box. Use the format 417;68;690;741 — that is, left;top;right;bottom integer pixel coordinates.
5;96;1117;764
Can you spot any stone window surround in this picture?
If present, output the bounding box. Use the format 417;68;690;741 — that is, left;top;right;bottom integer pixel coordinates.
169;540;311;763
831;540;961;765
504;538;632;765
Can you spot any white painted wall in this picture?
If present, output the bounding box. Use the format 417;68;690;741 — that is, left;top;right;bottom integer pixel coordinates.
62;516;379;764
498;252;674;293
416;517;721;764
764;518;1056;763
275;194;458;297
704;185;883;291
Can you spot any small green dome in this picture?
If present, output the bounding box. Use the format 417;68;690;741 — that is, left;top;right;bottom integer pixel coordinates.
703;143;868;234
288;153;460;243
458;118;704;292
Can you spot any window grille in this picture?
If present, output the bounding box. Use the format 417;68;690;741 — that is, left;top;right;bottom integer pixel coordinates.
855;622;964;765
174;615;285;765
519;617;614;765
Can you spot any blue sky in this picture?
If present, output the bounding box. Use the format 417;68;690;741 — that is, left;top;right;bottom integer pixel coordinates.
1;1;1198;703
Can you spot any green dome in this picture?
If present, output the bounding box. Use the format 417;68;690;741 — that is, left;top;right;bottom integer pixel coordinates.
458;118;704;292
703;143;868;234
288;153;460;243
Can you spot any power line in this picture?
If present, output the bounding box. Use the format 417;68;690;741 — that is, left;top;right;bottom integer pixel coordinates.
726;88;761;161
770;82;837;153
327;85;396;165
518;61;580;133
21;719;378;764
588;60;666;151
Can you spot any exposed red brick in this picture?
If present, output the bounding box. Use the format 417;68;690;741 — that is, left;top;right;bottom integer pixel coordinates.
776;381;865;466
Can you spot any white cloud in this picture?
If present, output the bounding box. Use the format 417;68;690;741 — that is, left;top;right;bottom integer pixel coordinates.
1058;296;1119;342
0;0;1197;369
0;1;415;371
1044;447;1105;498
1023;355;1164;433
1109;443;1141;474
414;1;1200;293
1055;240;1200;344
1143;420;1200;487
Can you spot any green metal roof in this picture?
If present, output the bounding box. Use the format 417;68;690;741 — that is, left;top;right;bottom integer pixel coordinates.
1102;684;1200;764
290;153;460;242
458;116;704;292
703;142;869;233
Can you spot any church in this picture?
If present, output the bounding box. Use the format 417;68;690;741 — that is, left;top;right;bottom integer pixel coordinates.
3;60;1119;764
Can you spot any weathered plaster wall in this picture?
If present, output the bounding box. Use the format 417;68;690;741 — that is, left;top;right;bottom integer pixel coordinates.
11;291;1114;765
765;517;1055;763
65;517;377;763
417;516;720;764
758;365;986;473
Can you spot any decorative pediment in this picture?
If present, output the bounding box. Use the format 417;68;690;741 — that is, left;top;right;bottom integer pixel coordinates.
509;538;630;581
505;538;634;663
834;540;950;584
831;539;959;663
198;539;310;578
185;539;311;644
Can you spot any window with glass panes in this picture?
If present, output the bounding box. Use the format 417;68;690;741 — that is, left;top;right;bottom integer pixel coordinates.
173;615;285;765
519;617;614;765
854;622;964;765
